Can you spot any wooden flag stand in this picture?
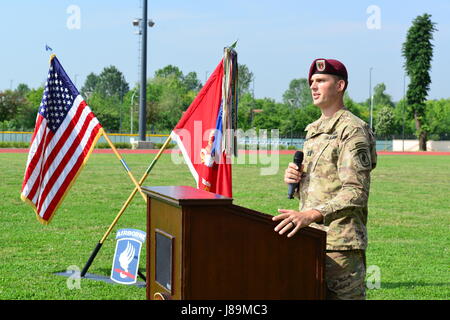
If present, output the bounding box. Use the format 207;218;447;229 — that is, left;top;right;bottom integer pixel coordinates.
80;133;172;278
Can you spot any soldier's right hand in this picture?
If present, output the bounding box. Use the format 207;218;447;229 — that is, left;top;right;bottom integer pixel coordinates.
284;162;302;185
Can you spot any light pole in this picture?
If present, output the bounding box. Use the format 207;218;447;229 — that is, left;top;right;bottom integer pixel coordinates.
130;89;138;135
402;73;406;152
288;99;295;145
132;0;155;142
369;67;374;130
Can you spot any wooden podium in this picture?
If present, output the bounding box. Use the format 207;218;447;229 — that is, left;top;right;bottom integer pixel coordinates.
142;186;326;300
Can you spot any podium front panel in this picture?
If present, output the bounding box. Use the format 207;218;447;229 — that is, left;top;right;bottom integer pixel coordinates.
147;198;183;300
184;204;325;299
144;186;325;300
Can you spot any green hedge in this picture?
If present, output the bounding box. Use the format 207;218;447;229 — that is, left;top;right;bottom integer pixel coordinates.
0;141;30;148
153;142;176;149
95;142;132;149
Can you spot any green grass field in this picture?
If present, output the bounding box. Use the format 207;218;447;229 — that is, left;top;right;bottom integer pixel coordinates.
0;152;449;300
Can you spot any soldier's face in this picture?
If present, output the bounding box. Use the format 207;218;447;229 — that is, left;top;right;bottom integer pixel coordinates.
310;74;345;108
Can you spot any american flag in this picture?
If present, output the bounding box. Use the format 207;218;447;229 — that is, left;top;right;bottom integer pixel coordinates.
21;55;103;224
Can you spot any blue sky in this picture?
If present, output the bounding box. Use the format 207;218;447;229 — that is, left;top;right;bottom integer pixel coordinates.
0;0;449;103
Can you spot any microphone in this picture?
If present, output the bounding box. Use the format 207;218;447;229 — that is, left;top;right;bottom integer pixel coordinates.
288;151;304;199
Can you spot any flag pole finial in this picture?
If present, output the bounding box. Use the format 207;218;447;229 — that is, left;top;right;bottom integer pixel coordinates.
49;54;56;64
226;40;238;51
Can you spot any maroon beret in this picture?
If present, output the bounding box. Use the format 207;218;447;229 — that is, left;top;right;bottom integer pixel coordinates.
308;58;348;90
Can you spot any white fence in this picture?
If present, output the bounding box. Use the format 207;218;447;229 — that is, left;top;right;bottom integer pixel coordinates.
393;140;450;152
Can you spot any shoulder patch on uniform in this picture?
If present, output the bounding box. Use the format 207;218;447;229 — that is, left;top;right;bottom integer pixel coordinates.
349;136;372;169
353;141;367;150
356;149;371;168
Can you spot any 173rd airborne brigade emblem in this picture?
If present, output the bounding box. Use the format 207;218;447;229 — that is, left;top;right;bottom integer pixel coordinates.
110;228;146;285
316;59;326;72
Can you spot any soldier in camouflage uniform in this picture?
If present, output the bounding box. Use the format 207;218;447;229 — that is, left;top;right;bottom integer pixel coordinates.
273;58;377;300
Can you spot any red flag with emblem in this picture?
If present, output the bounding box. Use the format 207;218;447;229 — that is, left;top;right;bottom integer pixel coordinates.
170;48;238;198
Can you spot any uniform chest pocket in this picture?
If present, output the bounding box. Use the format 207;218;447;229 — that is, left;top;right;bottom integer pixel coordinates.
302;138;330;173
311;141;330;172
311;137;339;173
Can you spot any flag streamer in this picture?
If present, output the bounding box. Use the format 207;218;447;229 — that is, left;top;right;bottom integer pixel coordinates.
221;47;238;157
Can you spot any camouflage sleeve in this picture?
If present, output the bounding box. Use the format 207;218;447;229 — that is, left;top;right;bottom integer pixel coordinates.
313;127;374;223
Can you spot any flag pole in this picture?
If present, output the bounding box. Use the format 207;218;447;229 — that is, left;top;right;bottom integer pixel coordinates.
101;130;147;202
80;135;172;277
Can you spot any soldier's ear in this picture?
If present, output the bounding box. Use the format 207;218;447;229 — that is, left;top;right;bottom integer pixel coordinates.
336;79;346;93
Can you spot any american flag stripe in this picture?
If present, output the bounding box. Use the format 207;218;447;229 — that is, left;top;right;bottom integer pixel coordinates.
29;114;43;145
38;123;101;220
23;98;86;204
22;116;49;190
21;55;103;224
36;108;99;214
22;113;102;223
21;125;47;195
30;97;89;198
23;96;87;198
28;114;45;156
24;129;54;203
27;106;99;216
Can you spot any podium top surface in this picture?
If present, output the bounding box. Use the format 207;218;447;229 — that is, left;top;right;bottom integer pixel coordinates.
142;186;233;206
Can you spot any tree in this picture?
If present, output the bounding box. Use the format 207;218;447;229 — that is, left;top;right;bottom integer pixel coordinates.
20;87;44;130
145;65;202;132
0;90;25;123
367;83;394;108
282;78;312;109
80;72;99;98
375;106;395;138
80;66;129;132
425;99;450;140
402;13;437;150
87;91;120;131
96;66;129;100
237;64;254;97
147;76;185;132
183;71;202;92
154;65;183;80
154;66;201;92
15;83;31;97
344;93;368;123
392;99;416;137
236;93;256;131
295;104;321;134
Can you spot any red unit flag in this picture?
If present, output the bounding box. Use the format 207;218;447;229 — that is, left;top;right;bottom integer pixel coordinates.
170;48;238;198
